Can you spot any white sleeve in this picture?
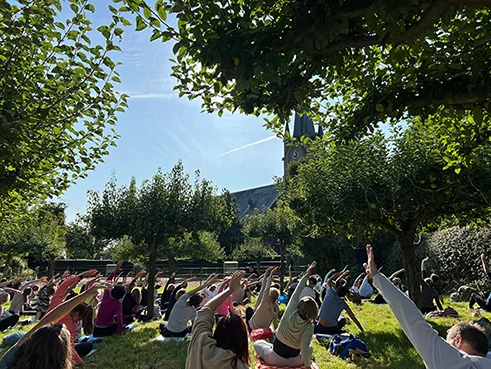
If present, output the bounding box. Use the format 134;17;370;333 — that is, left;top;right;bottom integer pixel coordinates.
373;274;472;369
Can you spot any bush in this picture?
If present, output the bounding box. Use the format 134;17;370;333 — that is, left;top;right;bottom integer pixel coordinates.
424;226;491;293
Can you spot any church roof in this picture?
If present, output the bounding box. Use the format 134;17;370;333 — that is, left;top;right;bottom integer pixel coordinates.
293;113;316;139
231;184;278;217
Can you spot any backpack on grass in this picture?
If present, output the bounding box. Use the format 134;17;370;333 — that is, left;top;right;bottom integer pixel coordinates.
329;334;368;359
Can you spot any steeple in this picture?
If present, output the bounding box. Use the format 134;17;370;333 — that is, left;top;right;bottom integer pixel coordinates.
293;113;316;139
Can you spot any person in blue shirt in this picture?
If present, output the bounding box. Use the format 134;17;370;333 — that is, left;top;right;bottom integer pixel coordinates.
314;269;364;335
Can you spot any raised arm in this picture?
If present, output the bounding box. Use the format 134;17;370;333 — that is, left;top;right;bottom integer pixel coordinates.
187;274;219;296
256;267;278;309
107;260;123;282
254;267;274;309
286;262;316;314
17;283;109;347
366;245;468;369
345;306;364;333
421;257;429;278
481;254;489;276
389;268;405;280
327;266;349;287
206;270;245;312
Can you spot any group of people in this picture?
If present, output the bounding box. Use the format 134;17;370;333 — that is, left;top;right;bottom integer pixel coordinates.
0;247;490;369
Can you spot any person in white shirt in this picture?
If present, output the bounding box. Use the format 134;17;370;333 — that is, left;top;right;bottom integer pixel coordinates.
364;244;491;369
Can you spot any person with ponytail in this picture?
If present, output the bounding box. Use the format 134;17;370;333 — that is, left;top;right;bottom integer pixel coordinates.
186;270;249;369
93;261;125;337
47;269;98;365
0;283;108;369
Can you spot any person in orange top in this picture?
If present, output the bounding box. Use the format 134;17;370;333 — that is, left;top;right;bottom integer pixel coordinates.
47;269;99;365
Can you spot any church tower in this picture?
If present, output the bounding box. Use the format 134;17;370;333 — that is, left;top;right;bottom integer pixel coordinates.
283;113;323;177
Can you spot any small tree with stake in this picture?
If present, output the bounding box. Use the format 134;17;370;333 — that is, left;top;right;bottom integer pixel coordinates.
88;161;233;316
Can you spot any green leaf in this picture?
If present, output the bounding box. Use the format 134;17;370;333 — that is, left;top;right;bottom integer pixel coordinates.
135;16;147;31
143;6;152;19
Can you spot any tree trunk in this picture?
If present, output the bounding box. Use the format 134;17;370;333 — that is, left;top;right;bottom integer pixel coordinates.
279;242;286;294
3;255;12;278
47;256;56;279
147;240;158;318
399;229;422;307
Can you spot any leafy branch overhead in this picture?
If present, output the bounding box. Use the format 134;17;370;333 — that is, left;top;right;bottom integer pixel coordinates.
122;0;491;164
0;0;128;216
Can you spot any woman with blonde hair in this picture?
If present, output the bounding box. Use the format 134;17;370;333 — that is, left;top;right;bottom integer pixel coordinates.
255;262;319;367
246;266;279;331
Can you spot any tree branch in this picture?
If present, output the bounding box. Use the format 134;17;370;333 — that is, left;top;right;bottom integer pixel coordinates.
447;0;491;6
391;0;450;45
317;0;452;56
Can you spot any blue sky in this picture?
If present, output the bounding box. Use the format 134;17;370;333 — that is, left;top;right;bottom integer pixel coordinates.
60;6;285;222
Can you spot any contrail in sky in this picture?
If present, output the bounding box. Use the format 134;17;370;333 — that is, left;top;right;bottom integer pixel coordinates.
218;135;276;157
126;92;176;99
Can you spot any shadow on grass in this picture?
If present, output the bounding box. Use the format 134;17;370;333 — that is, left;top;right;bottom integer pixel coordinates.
82;324;190;369
313;329;426;369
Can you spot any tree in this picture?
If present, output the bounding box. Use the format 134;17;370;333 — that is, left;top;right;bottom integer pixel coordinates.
244;201;300;289
283;124;491;304
232;238;276;273
123;0;491;165
0;203;67;278
87;161;233;316
65;217;107;259
0;0;128;218
217;190;244;255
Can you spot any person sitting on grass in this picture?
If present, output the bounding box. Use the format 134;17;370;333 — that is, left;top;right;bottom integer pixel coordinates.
254;262;319;368
186;269;249;369
93;261;125;337
0;292;19;332
215;277;236;318
373;268;405;304
122;288;142;325
0;282;108;369
47;269;99;364
314;269;365;335
164;276;196;321
300;274;321;306
365;244;491;369
469;254;491;313
421;276;444;315
246;267;279;332
160;272;176;311
162;273;218;338
422;257;444;304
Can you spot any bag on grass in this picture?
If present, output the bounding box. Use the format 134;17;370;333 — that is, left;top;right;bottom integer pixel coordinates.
329;334;368;359
425;307;460;319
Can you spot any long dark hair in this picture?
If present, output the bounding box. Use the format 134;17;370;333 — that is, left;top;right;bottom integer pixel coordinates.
213;312;249;369
14;324;72;369
71;303;94;335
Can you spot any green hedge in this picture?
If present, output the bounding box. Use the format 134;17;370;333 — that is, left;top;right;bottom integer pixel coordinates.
424;226;491;293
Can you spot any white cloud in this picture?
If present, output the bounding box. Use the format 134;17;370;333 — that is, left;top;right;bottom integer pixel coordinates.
218;135;276;157
125;92;177;99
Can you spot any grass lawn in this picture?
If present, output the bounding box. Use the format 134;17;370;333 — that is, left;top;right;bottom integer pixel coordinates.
0;298;486;369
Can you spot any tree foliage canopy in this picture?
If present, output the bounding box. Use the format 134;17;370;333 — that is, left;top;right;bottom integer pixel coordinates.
87;161;234;313
282;124;491;302
123;0;491;164
0;0;128;216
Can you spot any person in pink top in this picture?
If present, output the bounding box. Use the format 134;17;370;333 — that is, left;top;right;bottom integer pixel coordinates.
215;279;235;317
94;261;126;337
47;269;99;365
